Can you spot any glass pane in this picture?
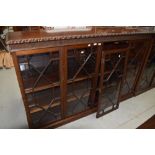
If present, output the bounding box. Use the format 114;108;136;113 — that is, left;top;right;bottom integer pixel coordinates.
27;87;61;127
67;80;92;116
18;51;60;90
18;51;61;128
66;46;97;117
121;41;146;97
137;45;155;91
97;51;126;117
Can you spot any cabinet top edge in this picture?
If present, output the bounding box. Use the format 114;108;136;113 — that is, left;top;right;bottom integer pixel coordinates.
6;28;155;45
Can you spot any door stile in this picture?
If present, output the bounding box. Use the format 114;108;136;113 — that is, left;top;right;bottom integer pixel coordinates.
59;47;67;118
88;45;102;107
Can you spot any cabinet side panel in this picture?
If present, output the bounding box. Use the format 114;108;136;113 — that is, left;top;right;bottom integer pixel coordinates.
12;52;32;128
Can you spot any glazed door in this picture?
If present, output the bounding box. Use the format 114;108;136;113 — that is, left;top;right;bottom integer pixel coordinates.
65;44;99;117
18;49;62;128
135;41;155;93
120;40;148;100
96;45;128;118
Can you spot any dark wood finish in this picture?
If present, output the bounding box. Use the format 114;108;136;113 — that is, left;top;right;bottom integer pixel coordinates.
13;26;41;32
89;45;102;107
41;107;97;129
60;47;67;118
137;115;155;129
8;27;155;128
6;27;154;52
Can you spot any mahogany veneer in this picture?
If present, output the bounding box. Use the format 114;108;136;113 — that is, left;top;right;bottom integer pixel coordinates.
137;115;155;129
7;27;155;128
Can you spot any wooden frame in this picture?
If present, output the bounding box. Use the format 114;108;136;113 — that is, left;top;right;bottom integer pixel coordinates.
134;39;155;95
120;39;152;101
96;42;129;118
12;43;102;128
9;28;155;128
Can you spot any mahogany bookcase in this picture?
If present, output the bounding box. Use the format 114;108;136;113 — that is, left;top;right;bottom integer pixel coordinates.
6;29;155;128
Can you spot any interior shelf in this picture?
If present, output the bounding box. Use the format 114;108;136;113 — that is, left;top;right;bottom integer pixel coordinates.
24;72;94;94
29;90;90;114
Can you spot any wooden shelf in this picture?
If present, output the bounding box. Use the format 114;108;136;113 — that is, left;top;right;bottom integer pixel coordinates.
25;82;60;94
29;91;90;114
25;74;94;94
